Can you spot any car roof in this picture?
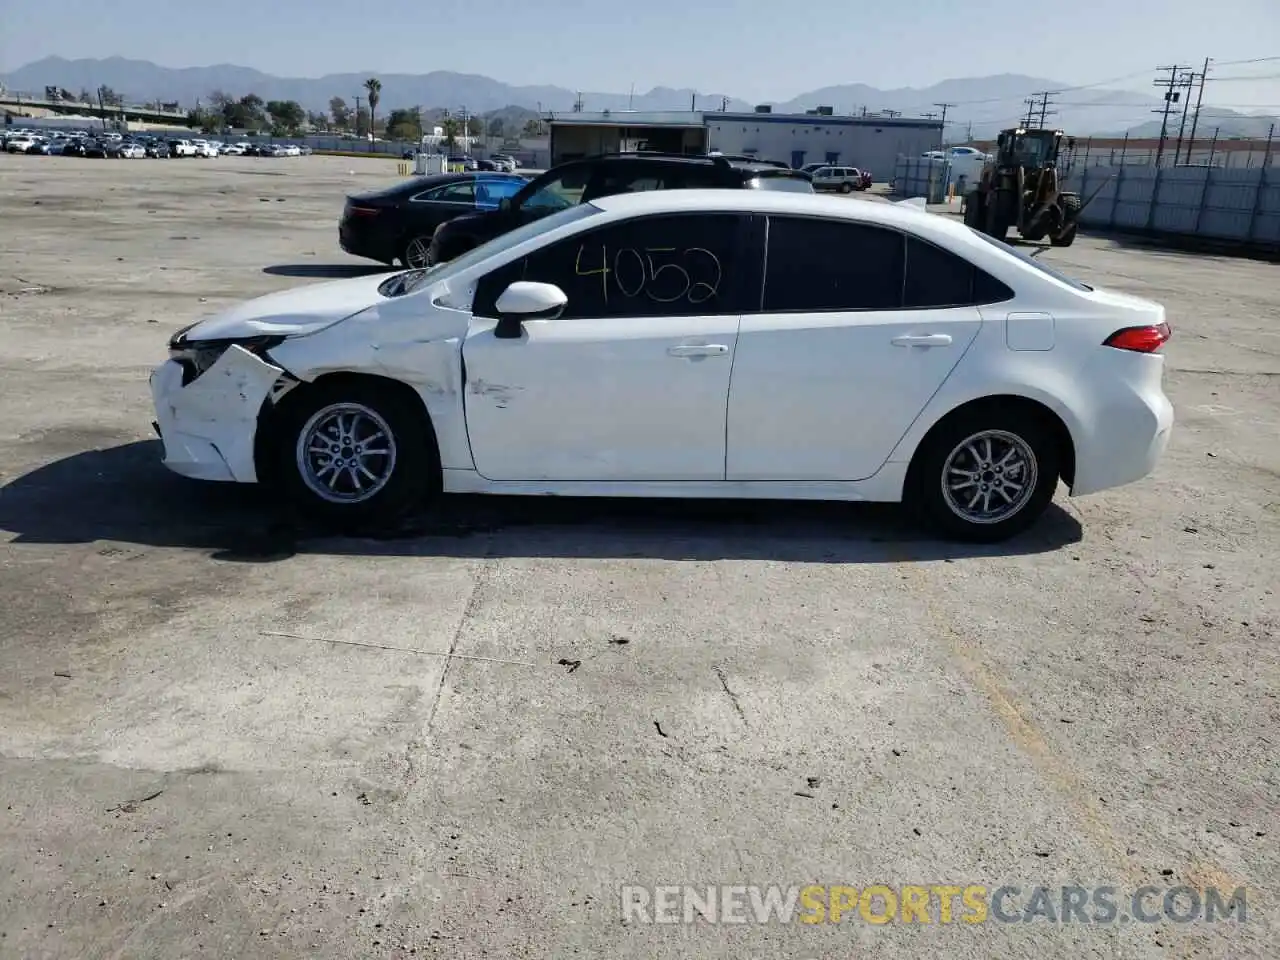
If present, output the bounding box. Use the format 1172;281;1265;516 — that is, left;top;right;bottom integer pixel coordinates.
595;189;1008;254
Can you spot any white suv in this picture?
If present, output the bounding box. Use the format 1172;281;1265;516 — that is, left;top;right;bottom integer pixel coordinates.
168;139;198;157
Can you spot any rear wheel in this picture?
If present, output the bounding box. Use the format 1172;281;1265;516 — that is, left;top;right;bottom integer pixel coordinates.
1050;223;1077;247
271;379;437;526
909;406;1060;542
401;236;433;269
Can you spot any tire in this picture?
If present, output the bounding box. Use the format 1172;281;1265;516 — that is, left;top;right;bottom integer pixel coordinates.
401;235;433;269
1050;223;1077;247
839;182;853;194
270;379;438;527
909;405;1060;543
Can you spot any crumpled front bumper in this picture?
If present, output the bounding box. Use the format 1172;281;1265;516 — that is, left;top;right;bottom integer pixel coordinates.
149;345;285;483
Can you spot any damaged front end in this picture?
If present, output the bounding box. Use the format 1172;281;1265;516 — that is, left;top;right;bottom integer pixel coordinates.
151;334;300;484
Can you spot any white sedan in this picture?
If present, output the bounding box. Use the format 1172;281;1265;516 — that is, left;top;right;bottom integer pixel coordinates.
150;190;1173;541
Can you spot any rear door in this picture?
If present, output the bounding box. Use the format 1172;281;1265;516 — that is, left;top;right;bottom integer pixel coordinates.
408;179;476;234
726;216;988;482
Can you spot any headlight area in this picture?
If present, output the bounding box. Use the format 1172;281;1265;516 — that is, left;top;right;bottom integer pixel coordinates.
168;335;286;386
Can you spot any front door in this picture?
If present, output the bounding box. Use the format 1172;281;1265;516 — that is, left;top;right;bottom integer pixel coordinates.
462;212;753;482
726;216;985;481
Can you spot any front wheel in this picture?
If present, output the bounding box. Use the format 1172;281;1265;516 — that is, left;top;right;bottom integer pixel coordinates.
271;380;436;525
910;408;1060;542
839;182;853;194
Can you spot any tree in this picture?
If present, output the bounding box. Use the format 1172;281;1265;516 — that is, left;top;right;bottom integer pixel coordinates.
521;118;542;138
96;85;123;107
385;107;422;142
266;99;306;134
487;117;505;138
329;96;351;130
209;89;233;111
354;106;370;138
77;87;93;103
306;111;327;131
466;116;483;138
363;77;382;137
441;116;461;150
224;93;266;130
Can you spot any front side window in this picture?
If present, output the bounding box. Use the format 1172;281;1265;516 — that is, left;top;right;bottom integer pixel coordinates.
764;217;904;312
475;178;524;208
517;166;591;212
478;213;747;320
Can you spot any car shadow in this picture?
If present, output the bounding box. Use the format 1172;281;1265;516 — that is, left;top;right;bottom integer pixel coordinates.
262;264;396;279
0;442;1083;564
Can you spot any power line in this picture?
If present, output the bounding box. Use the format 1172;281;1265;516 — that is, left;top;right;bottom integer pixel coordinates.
1211;55;1280;67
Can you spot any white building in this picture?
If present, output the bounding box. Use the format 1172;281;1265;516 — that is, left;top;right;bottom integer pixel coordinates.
706;109;943;178
546;108;943;176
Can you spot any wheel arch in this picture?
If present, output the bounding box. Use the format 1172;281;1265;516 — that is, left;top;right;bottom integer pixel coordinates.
902;394;1076;494
253;370;443;491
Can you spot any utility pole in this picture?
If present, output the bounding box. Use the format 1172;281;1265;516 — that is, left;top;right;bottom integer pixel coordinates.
934;101;954;147
1037;91;1058;127
353;94;362;137
1152;65;1190;167
1186;57;1212;163
1173;68;1196;164
1022;97;1037;126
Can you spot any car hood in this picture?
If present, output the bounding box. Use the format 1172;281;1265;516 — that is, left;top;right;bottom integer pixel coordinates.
181;272;394;342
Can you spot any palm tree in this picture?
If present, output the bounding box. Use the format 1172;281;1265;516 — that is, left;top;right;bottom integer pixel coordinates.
364;77;382;138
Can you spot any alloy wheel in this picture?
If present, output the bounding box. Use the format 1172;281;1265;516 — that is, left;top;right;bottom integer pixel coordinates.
940;430;1038;525
295;403;398;504
404;237;431;269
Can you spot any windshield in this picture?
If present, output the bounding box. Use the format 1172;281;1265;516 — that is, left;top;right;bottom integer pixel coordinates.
399;203;604;295
747;176;815;193
969;229;1092;291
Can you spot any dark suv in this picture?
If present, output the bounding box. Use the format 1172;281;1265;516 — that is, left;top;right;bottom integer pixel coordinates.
425;152;813;265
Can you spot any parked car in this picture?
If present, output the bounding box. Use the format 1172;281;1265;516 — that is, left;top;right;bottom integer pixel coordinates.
24;138;52;155
168;139;198;158
447;154;477;171
340;172;529;268
489;154;517;172
426;151;814;266
58;139;89;157
221;142;247;156
144;139;171;158
4;135;36;153
151;190;1173;542
84;140;111;159
810;166;869;193
298;144;313;156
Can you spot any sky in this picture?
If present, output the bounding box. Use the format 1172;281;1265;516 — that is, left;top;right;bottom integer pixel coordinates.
2;0;1279;108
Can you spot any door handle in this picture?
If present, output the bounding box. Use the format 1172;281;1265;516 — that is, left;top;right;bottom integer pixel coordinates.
667;344;730;358
891;333;953;347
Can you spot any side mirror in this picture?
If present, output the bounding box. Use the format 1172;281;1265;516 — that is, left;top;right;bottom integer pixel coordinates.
492;282;567;339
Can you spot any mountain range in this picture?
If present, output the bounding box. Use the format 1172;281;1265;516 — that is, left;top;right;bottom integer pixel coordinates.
3;56;1276;140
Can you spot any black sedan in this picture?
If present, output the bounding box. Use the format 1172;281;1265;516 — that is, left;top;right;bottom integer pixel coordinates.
339;172;527;268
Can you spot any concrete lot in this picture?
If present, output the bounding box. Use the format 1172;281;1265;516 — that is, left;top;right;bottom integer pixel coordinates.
0;153;1276;959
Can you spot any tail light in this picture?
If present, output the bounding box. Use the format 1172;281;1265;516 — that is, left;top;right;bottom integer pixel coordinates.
1103;322;1171;353
345;203;380;219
